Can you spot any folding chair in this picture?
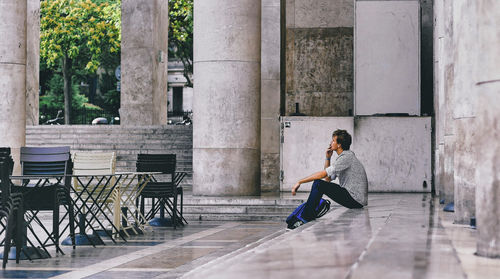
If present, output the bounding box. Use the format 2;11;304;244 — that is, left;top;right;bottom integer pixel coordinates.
0;150;23;268
116;172;152;235
70;152;126;242
15;147;76;256
136;154;187;229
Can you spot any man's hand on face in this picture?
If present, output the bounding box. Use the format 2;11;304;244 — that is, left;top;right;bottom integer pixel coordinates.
326;145;333;159
291;182;301;196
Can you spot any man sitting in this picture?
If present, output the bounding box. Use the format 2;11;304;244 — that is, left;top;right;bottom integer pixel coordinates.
291;129;368;226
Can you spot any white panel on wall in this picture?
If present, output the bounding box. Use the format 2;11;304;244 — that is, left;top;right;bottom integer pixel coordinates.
280;117;354;192
354;117;431;192
355;1;420;116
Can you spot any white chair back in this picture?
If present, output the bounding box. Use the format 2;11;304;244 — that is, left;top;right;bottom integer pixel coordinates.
72;152;116;175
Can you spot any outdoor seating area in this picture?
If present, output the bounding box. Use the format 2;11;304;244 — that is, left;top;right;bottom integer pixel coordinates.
0;146;186;268
0;193;496;279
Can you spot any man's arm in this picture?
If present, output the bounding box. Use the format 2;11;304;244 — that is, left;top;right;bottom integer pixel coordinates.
291;170;328;195
324;145;333;182
324;158;332;182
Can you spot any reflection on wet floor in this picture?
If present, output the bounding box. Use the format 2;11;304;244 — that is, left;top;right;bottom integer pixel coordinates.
182;194;500;279
1;194;499;279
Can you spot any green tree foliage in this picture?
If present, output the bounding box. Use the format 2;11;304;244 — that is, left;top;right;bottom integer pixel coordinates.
169;0;193;87
40;74;88;110
40;0;121;124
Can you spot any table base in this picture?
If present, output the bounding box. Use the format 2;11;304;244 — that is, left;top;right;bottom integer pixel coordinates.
61;233;104;246
0;246;50;260
149;217;175;227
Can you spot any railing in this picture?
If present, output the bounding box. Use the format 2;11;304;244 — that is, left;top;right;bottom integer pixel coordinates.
39;107;118;125
39;108;192;125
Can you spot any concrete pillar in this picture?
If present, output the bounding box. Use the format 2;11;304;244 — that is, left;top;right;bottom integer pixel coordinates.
441;0;455;205
475;0;500;258
26;0;40;126
0;0;27;173
261;0;281;192
451;0;477;224
420;0;434;117
433;0;445;198
193;0;261;196
120;0;168;125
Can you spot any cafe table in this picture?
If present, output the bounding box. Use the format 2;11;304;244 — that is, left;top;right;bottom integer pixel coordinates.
61;171;158;244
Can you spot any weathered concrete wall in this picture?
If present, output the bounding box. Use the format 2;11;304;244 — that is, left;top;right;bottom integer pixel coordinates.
261;0;281;192
355;117;432;192
475;0;500;258
26;0;39;126
0;0;27;174
285;0;353;116
355;1;420;116
280;116;431;192
120;0;168;125
452;0;477;224
193;0;261;196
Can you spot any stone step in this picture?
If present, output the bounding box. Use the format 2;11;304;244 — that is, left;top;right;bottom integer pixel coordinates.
27;126;192;132
26;131;192;137
182;205;297;215
246;206;297;214
183;198;304;206
30;144;192;150
182;213;287;222
26;140;193;147
27;138;191;147
115;158;192;164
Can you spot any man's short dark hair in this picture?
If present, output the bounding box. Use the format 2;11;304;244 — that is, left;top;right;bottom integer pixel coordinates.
332;129;352;150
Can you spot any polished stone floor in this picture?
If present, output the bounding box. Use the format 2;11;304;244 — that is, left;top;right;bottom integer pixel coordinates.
2;193;500;279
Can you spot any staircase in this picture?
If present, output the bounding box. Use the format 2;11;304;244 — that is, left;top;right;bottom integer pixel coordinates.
181;195;305;221
26;125;304;221
26;125;193;190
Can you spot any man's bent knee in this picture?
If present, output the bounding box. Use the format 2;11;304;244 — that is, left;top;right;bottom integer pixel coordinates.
312;179;322;189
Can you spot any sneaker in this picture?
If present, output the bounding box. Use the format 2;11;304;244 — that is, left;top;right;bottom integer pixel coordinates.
287;220;304;230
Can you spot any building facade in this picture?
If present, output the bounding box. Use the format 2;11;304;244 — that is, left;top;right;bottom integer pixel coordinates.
0;0;499;258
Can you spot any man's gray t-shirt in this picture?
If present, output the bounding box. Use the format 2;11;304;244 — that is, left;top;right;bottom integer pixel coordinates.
325;150;368;206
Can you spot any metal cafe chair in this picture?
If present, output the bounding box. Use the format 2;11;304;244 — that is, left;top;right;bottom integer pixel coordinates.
69;151;126;243
136;154;187;229
0;151;24;268
0;148;13;175
115;172;152;236
13;146;76;257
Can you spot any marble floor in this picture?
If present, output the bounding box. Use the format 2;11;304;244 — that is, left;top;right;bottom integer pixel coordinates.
2;193;499;279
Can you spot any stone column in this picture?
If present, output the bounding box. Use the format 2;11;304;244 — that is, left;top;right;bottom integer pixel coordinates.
452;0;477;224
433;0;445;199
441;0;455;205
193;0;261;196
261;0;281;192
475;0;500;258
120;0;168;125
0;0;27;173
26;0;40;126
